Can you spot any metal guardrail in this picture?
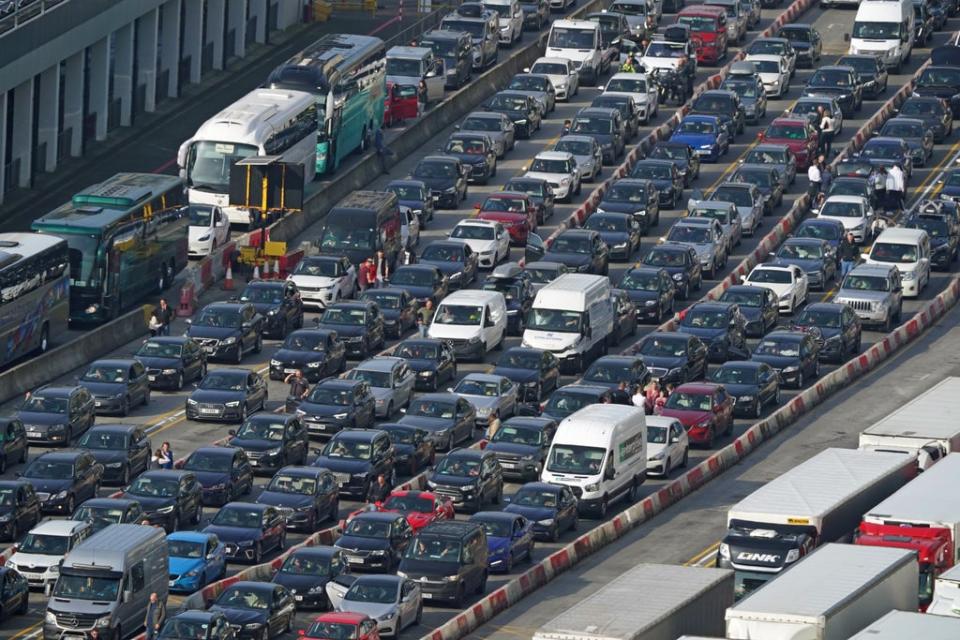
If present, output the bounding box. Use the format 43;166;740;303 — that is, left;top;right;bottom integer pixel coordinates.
382;2;462;48
0;0;70;38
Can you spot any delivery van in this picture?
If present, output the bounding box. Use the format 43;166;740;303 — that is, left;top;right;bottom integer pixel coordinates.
848;0;914;71
547;20;603;86
866;227;930;297
428;289;507;360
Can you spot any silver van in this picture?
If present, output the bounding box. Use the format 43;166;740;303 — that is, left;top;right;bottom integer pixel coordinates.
43;524;168;640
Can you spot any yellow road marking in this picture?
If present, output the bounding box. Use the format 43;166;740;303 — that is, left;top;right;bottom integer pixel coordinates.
684;540;720;566
10;622;41;640
907;135;960;205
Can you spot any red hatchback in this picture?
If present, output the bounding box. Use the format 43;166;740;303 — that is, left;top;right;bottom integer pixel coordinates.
384;81;418;127
758;116;819;170
342;489;455;532
659;382;734;448
476;192;540;245
300;612;380;640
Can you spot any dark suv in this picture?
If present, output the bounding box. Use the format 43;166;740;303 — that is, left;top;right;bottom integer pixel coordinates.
428;448;504;512
296;379;376;438
186;302;265;363
399;521;488;606
17;385;95;446
316;301;386;359
311;429;396;500
237;279;305;339
21;450;103;515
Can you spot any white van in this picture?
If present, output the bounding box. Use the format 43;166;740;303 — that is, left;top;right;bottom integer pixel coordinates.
541;404;647;517
547;20;603;86
848;0;914;71
522;273;614;373
428;289;507;361
7;520;93;592
866;227;930;297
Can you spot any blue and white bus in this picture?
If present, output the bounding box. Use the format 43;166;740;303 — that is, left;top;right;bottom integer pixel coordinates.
267;34;387;175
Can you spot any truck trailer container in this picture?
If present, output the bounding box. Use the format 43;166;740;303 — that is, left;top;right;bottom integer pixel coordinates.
725;543;917;640
857;376;960;470
849;609;960;638
857;453;960;609
718;448;915;598
927;562;960;616
532;564;733;640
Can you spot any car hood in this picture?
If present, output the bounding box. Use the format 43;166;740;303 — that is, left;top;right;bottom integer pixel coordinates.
492;366;538;383
419;258;466;277
677;326;725;342
772;257;823;273
509;89;548;106
914;84;960;99
789;41;812;51
452;237;498;254
598;201;644;215
298;401;353;418
202;524;263;543
393;283;436;300
540;73;570;89
22;477;72;494
818;214;866;231
80;380;126;397
399;415;455;431
134;355;180;369
504;503;556;522
313;457;372;475
670;132;718;148
428;323;480;342
337;600;395;620
486;441;539;457
386;73;421;86
289;274;341;290
720;381;761;397
596;230;630;246
443;150;488;165
522;329;581;353
169;556;206;576
430;473;479;489
640;354;687;370
247;302;280;316
10;551;61;568
122;493;176;512
459;395;499;411
804;85;850;98
758;72;782;85
403;357;440;373
744;280;791;297
209;606;267;626
274;572;332;592
836;289;889;303
187;325;242;340
336;534;391;552
229;437;282;453
524;170;570;184
642;56;681;71
485;106;526;123
545;48;593;64
190;389;245;404
622;288;659;305
17;411;68;427
273;348;327;366
750;354;800;369
191;470;232;486
541;250;591;268
256;491;314;511
659;407;711;427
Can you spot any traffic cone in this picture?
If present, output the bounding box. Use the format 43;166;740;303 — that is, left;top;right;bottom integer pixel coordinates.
273;258;281;279
262;259;272;280
252;262;260;280
223;263;235;291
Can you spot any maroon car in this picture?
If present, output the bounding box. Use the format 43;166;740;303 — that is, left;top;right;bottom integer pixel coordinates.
757;116;819;170
659;382;734;448
475;192;540;245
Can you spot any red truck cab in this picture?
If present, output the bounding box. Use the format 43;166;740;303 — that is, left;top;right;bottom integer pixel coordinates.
384;81;419;127
658;382;734;448
856;522;951;610
758;116;819;170
676;6;729;65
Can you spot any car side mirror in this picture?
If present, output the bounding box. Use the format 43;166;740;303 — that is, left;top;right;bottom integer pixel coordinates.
843;33;850;42
583;326;592;338
603;466;615;481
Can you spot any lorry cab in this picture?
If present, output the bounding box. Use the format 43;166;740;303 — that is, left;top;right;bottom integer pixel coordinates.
322;191;402;270
547;20;604;86
386;46;445;103
849;0;914;71
677;5;729;64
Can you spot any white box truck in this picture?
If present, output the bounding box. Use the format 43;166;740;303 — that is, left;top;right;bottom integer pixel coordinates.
928;562;960;616
718;448;915;598
725;543;917;640
857;376;960;470
532;564;733;640
849;610;960;638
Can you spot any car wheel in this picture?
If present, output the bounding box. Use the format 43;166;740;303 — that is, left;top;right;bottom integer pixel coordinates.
706;427;715;449
121;464;131;486
65;494;74;514
254;542;263;565
238;404;247;423
663;457;671;478
754;398;763;419
454;583;466;607
598;497;608;519
797;369;805;389
234;345;243;364
549;523;560;542
254;333;263;354
386;402;393;419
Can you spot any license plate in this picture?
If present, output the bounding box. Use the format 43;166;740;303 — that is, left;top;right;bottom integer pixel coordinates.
148;375;156;381
295;595;303;601
203;346;215;353
199;408;219;415
284;368;297;374
95;401;102;407
501;462;517;469
249;459;259;466
347;555;364;564
169;580;175;587
423;593;433;599
432;195;440;202
27;431;39;438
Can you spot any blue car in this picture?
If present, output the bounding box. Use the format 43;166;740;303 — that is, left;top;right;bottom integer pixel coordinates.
167;531;227;593
503;481;579;542
669;115;730;162
386;179;435;226
470;511;535;573
202;502;287;564
939;168;960;202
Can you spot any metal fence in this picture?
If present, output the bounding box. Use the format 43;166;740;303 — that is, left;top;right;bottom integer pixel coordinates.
0;0;69;38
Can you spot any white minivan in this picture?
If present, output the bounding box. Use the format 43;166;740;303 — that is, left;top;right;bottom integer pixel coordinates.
541;404;647;517
848;0;914;71
866;227;930;297
547;20;603;86
428;289;507;361
522;273;614;373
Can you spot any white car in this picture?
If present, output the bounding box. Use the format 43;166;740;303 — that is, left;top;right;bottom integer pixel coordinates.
287;254;358;310
6;519;92;591
640;39;696;74
554;135;602;182
328;574;423;637
745;54;790;98
484;0;524;46
529;57;579;100
743;264;809;314
187;204;230;257
646;416;689;477
524;151;582;202
604;72;659;123
449;219;511;268
400;206;421;250
817;195;875;244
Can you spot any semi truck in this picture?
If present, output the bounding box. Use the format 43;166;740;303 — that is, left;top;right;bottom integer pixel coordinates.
927;562;960;617
849;610;960;639
532;564;733;640
718;448;915;599
725;544;917;640
857;376;960;470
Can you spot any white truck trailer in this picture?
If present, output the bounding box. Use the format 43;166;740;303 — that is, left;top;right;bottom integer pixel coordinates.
849;610;960;638
927;562;960;617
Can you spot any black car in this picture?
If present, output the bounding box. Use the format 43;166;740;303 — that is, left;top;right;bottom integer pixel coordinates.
597;179;660;232
591;92;640;140
227;413;310;473
482;264;535;335
312;429;396;500
610;289;638;343
381;423;436;477
503;481;578;541
158;611;236;640
204;502;286;564
0;567;28;620
387;179;436;227
898;96;953;142
583;213;642;261
77;358;151;416
410;155;468;209
538;384;616;422
789;302;862;363
568;107;624;164
618;266;676;323
418;241;479;288
335;511;414;572
632;332;709;384
134;336;208;390
256;466;340;532
316;301;386;359
296;379;377;438
485;417;556;481
122;469;203;532
186;302;265;364
237;279;304;339
399;393;477;451
19;450;102;515
17;385;95;446
71;497;144;533
0;480;40;541
678;302;750;364
914;0;935;46
76;423;152;485
183;446;255;506
804;66;861;117
542;229;609;275
271;546;349;609
390;264;450;306
836;54;888;99
519;0;548;29
751;329;821;388
485;91;542;139
630;159;684;209
442;132;498;184
690;90;745;138
579;355;651;395
708;360;780;419
878;117;934;168
718;285;779;337
773;237;837;290
394;338;457;392
641;243;702;299
503;176;555;223
268;329;347;383
428;448;504;512
360;288;419;338
0;417;28;473
493;347;560;403
904;211;960;269
210;581;296;640
186;368;268;423
648;141;701;187
777;24;821;67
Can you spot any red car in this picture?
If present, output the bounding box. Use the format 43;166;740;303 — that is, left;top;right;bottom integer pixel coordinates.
341;489;455;533
659;382;734;448
677;6;729;64
300;612;379;640
475;192;539;245
757;116;819;170
384;81;418;127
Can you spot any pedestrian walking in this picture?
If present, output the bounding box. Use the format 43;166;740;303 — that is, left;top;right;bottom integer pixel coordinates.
807;159;822;199
375;250;390;287
375;128;394;174
417;79;428;117
155;298;174;336
417;299;434;337
144;592;166;640
284;370;310;413
820;109;837;156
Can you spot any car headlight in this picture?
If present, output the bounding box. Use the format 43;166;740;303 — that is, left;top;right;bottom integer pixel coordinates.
782;366;799;374
560;177;570;185
106;462;123;468
265;447;282;458
468;336;481;344
902;271;917;281
779;293;791;301
699;144;715;150
649;451;666;460
516;119;528;125
420;370;434;377
267;309;279;316
537;518;555;526
210;482;227;490
370;549;388;556
224;401;241;408
584;483;600;492
667;367;683;378
162;368;178;375
221;336;237;345
719;542;731;560
333;412;349;419
672;273;684;281
521;453;536;461
45;611;56;624
55;490;69;499
450;272;463;281
244;623;264;630
184;567;202;578
48;424;66;432
739;395;755;403
613;242;628;250
187;398;198;406
644;300;657;307
308;585;326;595
307;361;322;368
444;186;457;193
156;505;175;514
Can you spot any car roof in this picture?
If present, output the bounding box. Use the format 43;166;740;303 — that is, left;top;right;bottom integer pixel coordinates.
559;134;597;145
350;510;404;523
524;260;566;269
556;229;597;239
751;263;793;272
848;263;896;276
636;158;675;167
203;301;247;311
745;54;783;62
31;449;86;462
471;510;524;523
355;356;404;372
770;116;808;126
79;497;141;508
535;150;575;160
534;56;571;65
190;446;239;458
31;386;77;398
315;378;364;390
30;519;90;535
332;429;385;442
414;392;460;402
764;330;807;342
682;114;721;123
142;469;191;480
205;367;249;379
717;359;766;370
274;465;330;479
804;302;845;313
783;236;826;246
884;117;926;127
223;580;275;594
286;546;338;560
244;279;285;289
86;423;140;434
421;154;458;164
222;501;269;513
502;416;556;430
824;195;867;204
445;447;486;459
673;382;722;394
688;301;734;313
88;358;137;368
387;179;428;189
460;372;507;384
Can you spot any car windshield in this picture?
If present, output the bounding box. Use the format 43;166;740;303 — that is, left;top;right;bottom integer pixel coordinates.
765;124;806;140
842;274;888;291
77;430;128;450
489;94;529;111
778;242;823;260
482;281;521;300
871;242;918;263
691;206;730;225
551;235;593;254
454;379;502;397
677;119;716;135
199;372;245;391
384;426;419;445
293;258;342;278
583;361;635;383
491;425;543;446
498;351;541;369
667;225;711;243
780;27;811;42
548;27;596;48
321;307;367;326
240;286;283;304
462;116;501;132
24;459;73;479
820;201;864;218
128;476;179;497
53;573;121;601
585;216;628;232
168;539;205;559
645;42;685;58
555;139;594;156
363;292;402;310
639;337;687;357
665;392;712;411
852;21;900;38
482;196;527;212
195;308;241;328
441;17;485;37
280;553;331;576
796;222;841;241
861;142;902;160
829;181;867;198
475;517;512;538
634;162;676;182
512;488;559;507
644;248;687;267
838;57;876;75
682;309;728;329
715;186;756;207
531;62;569;76
747;268;791;284
81;363;128;383
737;169;775;188
749;60;780;74
605;184;647;203
19;532;69;555
795;308;840;329
900;100;939;117
408;400;456;418
620;270;659;291
648;425;673;444
907;217;948;237
918;68;960;87
393;267;437;287
723;79;758;98
530;158;572;173
346;368;392;389
136;341;183;358
606;77;647;93
388;184;427;201
344;519;391;538
506;180;545;197
571;117;612;135
21;395;68;414
306;386;351;406
421;37;458;57
394;343;440;360
184;450;233;472
754;338;801;357
546;443;605;474
235;417;286;441
711;365;759;384
694;96;734;114
882;122;924;138
414;161;458;178
405;533;462;562
217;586;270;610
305;622;358;640
433;304;483;325
744;149;787;165
383;494;434;513
267;473;318;496
527;265;562;284
323;439;372;460
451;223;495;241
678;16;717;32
187;204;215;227
748;40;789;55
527;308;582;332
720;289;764;307
320;226;376;251
510;76;548;92
282;333;326;352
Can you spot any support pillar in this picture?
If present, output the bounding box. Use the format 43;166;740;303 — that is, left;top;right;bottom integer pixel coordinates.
63;51;84;157
88;37;110;141
228;0;247;59
37;64;60;172
0;92;7;201
114;23;135;127
160;0;181;98
11;77;34;188
206;0;226;71
183;0;203;83
137;8;159;112
250;0;267;43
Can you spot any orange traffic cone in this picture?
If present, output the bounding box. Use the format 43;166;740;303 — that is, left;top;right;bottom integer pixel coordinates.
223;263;234;290
252;263;260;280
262;258;272;280
273;258;281;279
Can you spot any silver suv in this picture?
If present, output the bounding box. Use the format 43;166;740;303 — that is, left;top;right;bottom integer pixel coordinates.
835;264;903;331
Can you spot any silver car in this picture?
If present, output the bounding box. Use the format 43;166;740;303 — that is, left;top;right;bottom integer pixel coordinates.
450;373;518;426
708;182;763;238
328;575;423;637
662;219;727;279
687;200;743;251
554;135;603;182
507;73;556;114
835;263;904;331
739;143;797;186
345;357;417;419
457;111;516;158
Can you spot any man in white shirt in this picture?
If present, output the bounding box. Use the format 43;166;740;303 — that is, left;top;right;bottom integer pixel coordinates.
820;112;836;156
886;163;905;214
807;161;822;200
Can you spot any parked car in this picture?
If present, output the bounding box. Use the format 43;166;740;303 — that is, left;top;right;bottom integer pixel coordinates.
503;176;555;223
835;264;904;331
659;382;735;448
742;263;809;314
20;449;102;515
718;285;779;337
185;302;264;363
296;379;377;438
877;117;934;167
389;265;449;307
538;384;617;422
76;423;152;485
380;424;436;476
186;368;268;423
493;348;560;402
312;429;396;500
203;502;286;564
134;336;208;390
618;267;676;323
182;446;254;506
400;393;476;451
469;511;534;572
633;332;709;385
503;481;578;541
596;179;661;232
77;359;151;416
186;203;230;258
209;581;296;640
237;279;304;339
419;240;480;286
677;301;750;363
428;447;504;512
644;416;689;477
299;612;379;640
268;329;347;383
640;244;702;299
750;329;821;388
345;357;417;419
386;179;435;228
630;159;684;209
457;111;515;158
773;237;837;291
542;229;610;275
410;155;468;208
256;466;340;532
271;546;348;610
648;141;701;187
17;385;95;446
166;531;227;593
287;255;358;312
328;574;422;636
442;132;498;184
583;213;642;261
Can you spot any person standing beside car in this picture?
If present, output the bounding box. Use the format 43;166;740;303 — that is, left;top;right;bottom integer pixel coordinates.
840;231;860;279
144;592;166;640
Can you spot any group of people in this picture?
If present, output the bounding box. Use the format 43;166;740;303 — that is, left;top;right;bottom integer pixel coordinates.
357;250;391;291
633;380;677;415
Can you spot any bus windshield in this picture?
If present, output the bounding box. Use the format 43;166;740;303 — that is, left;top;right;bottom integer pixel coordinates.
187;141;258;192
